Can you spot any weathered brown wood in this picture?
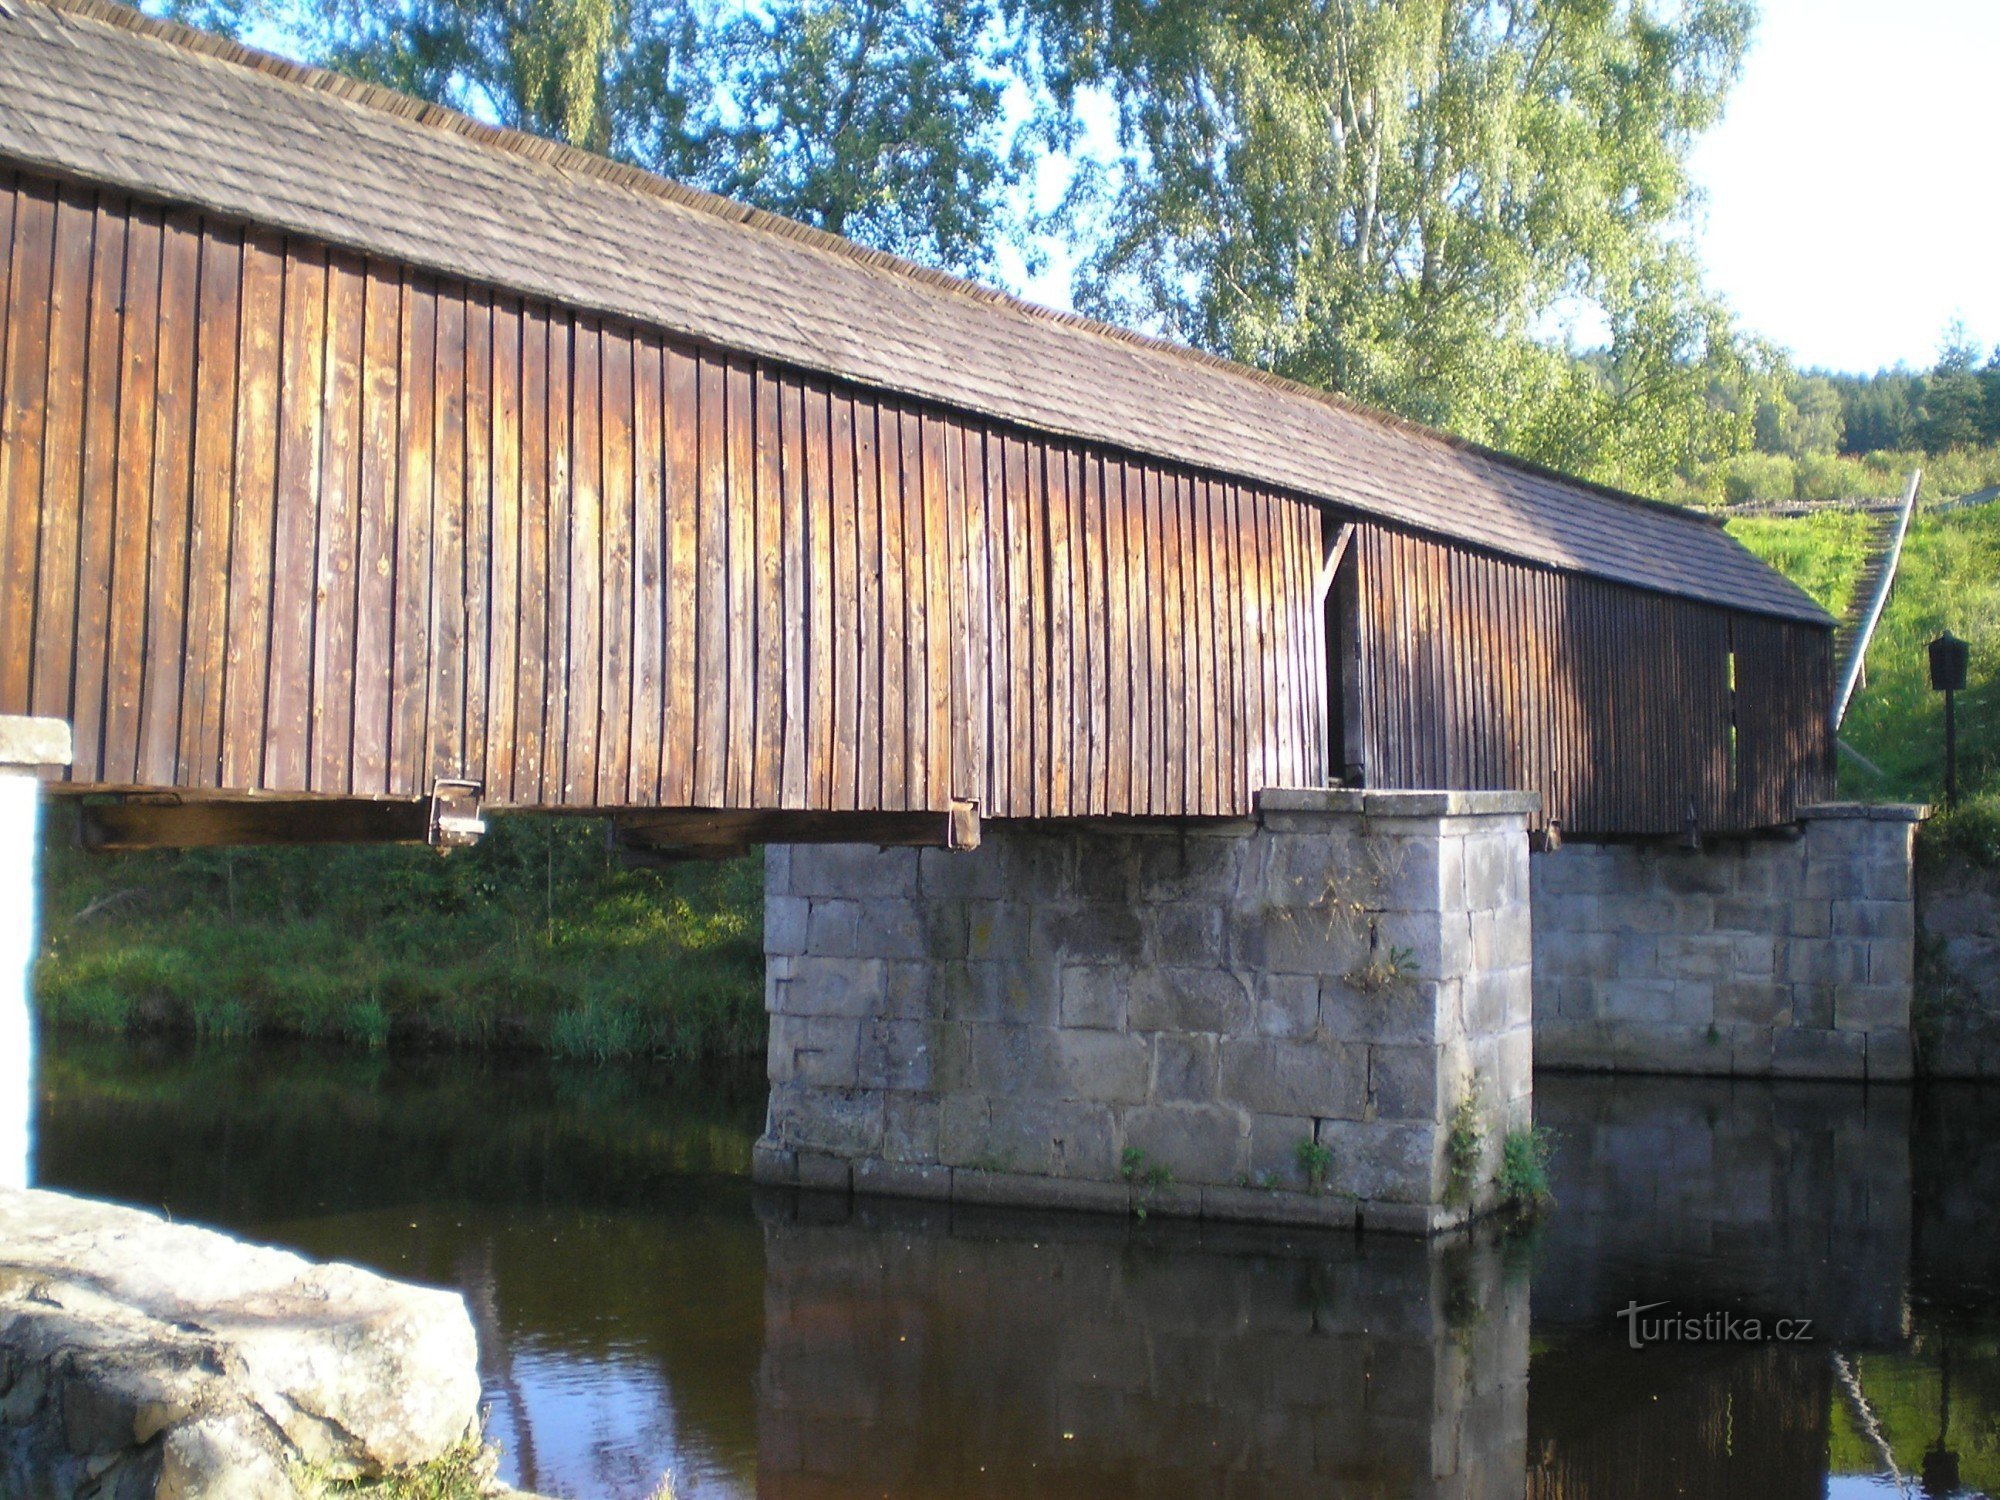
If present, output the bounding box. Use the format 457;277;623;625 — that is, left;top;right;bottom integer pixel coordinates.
540;312;572;804
596;324;634;806
0;171;1833;838
461;290;493;794
614;802;978;852
30;187;92;734
751;365;783;808
564;315;602;806
484;295;523;802
662;342;697;806
0;182;56;717
265;238;327;791
70;199;128;785
387;268;435;795
780;373;809;808
309;251;364;794
877;401;908;810
628;335;664;806
81;794;433;850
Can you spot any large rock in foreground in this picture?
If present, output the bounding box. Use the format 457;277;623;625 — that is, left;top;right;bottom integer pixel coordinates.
0;1187;481;1499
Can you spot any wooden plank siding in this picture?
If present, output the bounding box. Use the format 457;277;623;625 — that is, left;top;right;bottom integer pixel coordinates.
1350;525;1835;836
0;173;1326;820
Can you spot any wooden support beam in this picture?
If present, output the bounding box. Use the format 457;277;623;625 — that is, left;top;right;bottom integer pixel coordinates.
613;800;981;853
1315;521;1356;610
78;795;433;851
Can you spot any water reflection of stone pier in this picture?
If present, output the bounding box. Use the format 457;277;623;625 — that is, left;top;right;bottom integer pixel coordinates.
755;1195;1531;1499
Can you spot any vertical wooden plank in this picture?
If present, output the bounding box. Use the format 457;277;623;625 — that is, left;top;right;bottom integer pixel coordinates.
751;365;786;808
1100;451;1130;814
804;383;834;806
944;418;976;812
345;264;398;794
105;207;164;786
1079;449;1105;816
1218;482;1245;812
72;201;130;785
750;369;785;807
461;291;492;792
424;278;465;790
387;273;436;798
693;353;729;805
29;188;93;734
135;212;202;785
898;408;929;810
1028;439;1054;817
1152;476;1176;816
662;343;698;805
564;316;603;806
852;395;882;808
1176;478;1208;812
1146;469;1172;809
876;403;908;810
629;335;664;805
723;358;755;804
263;240;328;791
957;425;988;809
539;314;573;804
1228;486;1257;809
308;251;364;794
1042;445;1074;817
922;412;952;811
0;181;55;717
1169;474;1196;811
513;307;552;806
1122;462;1151;814
980;430;1010;815
595;325;634;807
829;393;860;809
781;375;810;808
484;296;522;804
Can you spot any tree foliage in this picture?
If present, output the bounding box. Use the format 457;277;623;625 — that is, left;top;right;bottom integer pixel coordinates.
169;0;1029;275
1019;0;1761;492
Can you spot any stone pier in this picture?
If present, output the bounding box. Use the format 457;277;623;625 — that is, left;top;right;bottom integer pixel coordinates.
1531;803;1925;1081
0;717;69;1190
756;789;1537;1234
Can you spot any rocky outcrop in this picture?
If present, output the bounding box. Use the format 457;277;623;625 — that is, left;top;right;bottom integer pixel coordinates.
0;1187;482;1499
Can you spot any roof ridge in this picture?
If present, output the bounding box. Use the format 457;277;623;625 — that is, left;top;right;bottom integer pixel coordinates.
29;0;1722;536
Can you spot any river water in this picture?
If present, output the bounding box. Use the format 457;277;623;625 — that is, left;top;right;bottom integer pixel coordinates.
31;1036;2000;1499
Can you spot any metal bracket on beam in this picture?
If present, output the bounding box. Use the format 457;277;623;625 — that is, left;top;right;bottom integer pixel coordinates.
428;780;486;849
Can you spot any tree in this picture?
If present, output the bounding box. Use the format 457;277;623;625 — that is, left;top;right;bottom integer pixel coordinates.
166;0;1030;275
1754;373;1844;458
1917;322;1988;453
1020;0;1761;492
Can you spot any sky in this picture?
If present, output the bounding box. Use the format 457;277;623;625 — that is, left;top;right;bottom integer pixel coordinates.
1001;0;2000;379
1680;0;1998;375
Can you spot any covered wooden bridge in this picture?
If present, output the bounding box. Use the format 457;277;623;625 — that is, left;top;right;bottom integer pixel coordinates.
0;0;1833;856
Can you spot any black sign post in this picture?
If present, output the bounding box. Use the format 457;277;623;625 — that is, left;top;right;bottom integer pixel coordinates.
1929;632;1970;808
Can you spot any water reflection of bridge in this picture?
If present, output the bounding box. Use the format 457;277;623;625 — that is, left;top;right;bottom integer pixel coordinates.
34;1046;2000;1498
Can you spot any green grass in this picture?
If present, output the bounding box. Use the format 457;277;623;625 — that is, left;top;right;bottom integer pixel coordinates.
1727;498;2000;814
33;814;766;1060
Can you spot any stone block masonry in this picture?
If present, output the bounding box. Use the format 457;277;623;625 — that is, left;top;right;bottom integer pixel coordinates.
1532;803;1925;1082
757;788;1538;1234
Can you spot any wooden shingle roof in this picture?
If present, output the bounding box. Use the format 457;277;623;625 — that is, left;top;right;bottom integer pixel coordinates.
0;0;1828;624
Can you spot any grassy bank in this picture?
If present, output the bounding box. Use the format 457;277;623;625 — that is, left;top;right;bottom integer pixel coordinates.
1727;497;2000;849
33;814;765;1060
